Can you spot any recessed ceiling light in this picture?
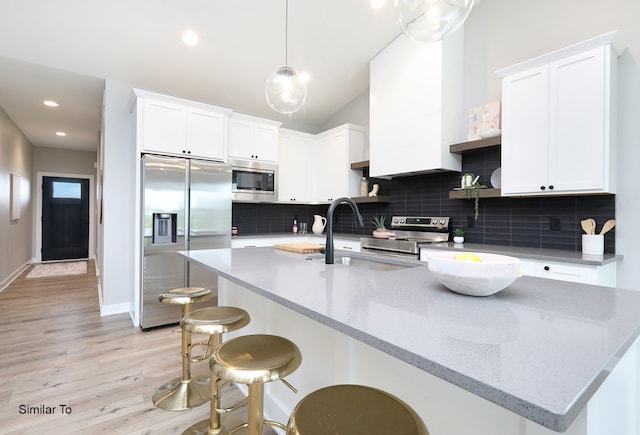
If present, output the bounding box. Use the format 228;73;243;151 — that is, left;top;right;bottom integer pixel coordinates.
43;100;59;107
370;0;386;10
182;30;199;46
55;131;66;137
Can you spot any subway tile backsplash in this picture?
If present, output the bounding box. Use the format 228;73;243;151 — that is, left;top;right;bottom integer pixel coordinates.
232;151;616;254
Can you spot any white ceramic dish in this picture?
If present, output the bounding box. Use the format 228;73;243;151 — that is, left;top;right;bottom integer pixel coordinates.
427;252;521;296
479;129;501;139
490;167;501;188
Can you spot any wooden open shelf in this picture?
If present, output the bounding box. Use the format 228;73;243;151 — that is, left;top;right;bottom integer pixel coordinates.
448;188;501;199
450;135;501;154
350;160;370;170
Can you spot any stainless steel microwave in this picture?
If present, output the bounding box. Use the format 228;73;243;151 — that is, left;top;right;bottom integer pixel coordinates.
231;159;278;202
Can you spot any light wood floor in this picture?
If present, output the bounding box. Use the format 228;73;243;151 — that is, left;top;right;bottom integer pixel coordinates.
0;261;271;434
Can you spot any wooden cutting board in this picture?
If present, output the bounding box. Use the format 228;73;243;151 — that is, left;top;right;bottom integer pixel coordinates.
274;243;324;254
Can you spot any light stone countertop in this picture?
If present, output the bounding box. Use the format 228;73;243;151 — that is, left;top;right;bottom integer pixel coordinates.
180;247;640;432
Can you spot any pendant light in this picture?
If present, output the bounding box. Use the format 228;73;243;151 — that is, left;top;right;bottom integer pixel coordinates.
265;0;307;114
394;0;474;43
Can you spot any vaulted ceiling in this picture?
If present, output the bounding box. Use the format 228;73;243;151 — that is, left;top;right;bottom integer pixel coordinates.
0;0;406;152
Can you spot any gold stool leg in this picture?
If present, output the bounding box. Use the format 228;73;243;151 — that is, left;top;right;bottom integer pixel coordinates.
183;333;241;435
247;383;264;435
153;304;210;411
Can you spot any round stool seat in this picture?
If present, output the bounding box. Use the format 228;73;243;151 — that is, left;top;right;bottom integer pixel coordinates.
158;287;214;305
211;334;302;385
181;306;250;335
287;384;429;435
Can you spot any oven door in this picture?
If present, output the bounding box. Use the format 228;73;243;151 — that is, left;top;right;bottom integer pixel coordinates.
359;237;419;259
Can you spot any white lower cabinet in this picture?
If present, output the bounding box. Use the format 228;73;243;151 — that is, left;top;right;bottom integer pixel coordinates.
518;259;616;287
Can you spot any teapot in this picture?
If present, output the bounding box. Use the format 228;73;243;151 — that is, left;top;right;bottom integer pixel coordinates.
312;215;327;234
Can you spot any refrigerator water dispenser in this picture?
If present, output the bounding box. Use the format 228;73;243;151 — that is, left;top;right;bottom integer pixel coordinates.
152;213;177;244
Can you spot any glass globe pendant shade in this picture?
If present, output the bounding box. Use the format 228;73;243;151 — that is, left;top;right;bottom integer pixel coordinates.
394;0;474;42
265;66;307;114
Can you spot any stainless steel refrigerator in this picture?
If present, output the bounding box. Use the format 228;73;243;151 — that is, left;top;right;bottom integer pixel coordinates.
140;154;231;330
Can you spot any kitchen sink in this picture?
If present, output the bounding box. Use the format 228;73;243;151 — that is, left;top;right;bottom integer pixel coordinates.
307;254;422;272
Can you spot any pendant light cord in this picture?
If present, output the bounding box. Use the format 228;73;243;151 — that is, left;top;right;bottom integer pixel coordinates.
285;0;289;68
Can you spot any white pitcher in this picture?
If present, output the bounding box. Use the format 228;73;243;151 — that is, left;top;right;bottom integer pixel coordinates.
312;215;327;234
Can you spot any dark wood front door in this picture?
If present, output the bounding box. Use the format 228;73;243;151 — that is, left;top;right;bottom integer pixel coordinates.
42;176;90;261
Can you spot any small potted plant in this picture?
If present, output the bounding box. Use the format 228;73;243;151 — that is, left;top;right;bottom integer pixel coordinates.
453;228;465;244
371;216;388;238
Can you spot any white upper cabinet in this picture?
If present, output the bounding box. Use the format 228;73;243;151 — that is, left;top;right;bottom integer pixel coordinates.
228;114;281;162
187;107;228;160
498;32;621;196
313;124;366;203
369;31;463;177
278;129;314;203
132;89;231;161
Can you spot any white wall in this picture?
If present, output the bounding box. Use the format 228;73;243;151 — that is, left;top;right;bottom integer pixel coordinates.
100;79;136;316
0;106;32;289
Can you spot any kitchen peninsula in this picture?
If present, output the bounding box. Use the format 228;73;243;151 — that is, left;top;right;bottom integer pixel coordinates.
180;247;640;435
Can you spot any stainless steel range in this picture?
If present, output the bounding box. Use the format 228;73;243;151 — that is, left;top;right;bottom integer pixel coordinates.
360;216;450;259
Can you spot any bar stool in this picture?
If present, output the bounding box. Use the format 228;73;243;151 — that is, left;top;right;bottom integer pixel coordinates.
181;306;251;435
286;384;429;435
211;334;302;435
153;287;215;411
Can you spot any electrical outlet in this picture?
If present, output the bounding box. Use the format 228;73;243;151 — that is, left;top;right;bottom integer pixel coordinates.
466;216;475;228
550;216;562;231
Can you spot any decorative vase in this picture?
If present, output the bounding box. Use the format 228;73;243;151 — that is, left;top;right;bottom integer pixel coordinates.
312;215;327;234
373;228;388;239
453;236;464;244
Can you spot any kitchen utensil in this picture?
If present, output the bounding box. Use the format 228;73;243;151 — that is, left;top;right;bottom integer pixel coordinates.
599;219;616;235
580;219;593;235
584;218;596;235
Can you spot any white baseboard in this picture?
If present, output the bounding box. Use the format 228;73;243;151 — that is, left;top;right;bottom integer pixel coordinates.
0;260;32;293
99;302;130;317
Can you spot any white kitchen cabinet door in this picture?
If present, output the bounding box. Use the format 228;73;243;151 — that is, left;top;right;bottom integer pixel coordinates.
500;42;616;196
313;125;366;203
369;32;462;177
500;65;550;195
314;132;346;203
278;130;314;203
134;89;231;161
228;115;280;162
187;107;227;161
141;98;188;155
548;47;609;192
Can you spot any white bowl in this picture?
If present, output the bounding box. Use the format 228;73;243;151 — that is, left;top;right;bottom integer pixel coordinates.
427;252;521;296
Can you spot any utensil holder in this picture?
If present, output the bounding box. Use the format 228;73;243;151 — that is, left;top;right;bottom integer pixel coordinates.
582;234;604;255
